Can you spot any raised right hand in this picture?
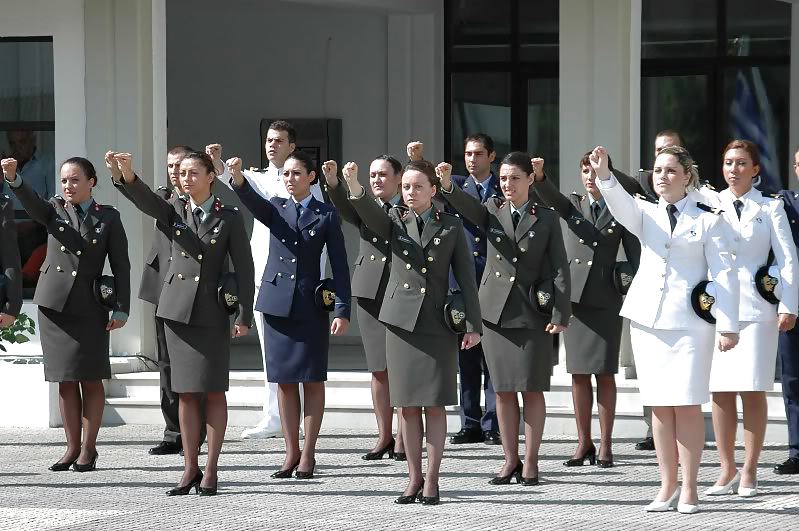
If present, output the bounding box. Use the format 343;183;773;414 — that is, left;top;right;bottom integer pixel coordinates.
113;153;135;182
322;160;338;187
407;141;424;162
1;158;18;182
105;151;122;180
434;162;453;191
589;146;611;180
342;162;363;196
225;157;245;187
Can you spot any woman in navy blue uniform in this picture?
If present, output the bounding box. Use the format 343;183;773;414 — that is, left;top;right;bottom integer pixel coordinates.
774;144;799;476
227;151;351;480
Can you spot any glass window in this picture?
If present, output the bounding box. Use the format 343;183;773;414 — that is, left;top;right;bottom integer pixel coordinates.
449;0;512;63
727;0;790;57
527;77;559;182
641;0;717;58
0;37;55;298
722;65;790;192
450;72;511;176
518;0;559;62
640;75;713;180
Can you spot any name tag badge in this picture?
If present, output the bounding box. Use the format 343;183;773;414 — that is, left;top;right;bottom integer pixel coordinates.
174;221;188;230
398;234;414;245
489;227;504;236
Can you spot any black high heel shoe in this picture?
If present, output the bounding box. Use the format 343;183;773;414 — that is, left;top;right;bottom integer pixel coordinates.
489;460;523;485
394;480;423;505
563;446;596;467
596;447;614;468
271;459;300;479
521;475;539;486
198;481;218;496
72;451;98;472
166;471;203;496
295;460;316;479
362;439;395;461
48;455;79;472
419;484;440;506
394;452;407;462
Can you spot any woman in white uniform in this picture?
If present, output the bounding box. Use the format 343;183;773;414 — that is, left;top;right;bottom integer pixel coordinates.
706;140;797;498
592;145;739;514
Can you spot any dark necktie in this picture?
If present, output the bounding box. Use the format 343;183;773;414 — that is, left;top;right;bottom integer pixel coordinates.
416;215;425;238
383;202;391;214
193;207;203;230
733;199;743;220
73;204;84;228
666;203;678;234
476;183;484;201
295;202;302;230
512;210;521;229
591;202;601;224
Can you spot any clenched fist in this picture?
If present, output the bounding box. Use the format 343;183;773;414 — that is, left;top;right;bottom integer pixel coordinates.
105;151;122;181
407;141;424;162
113;153;135;182
342;162;363;197
226;157;245;187
321;160;338;187
531;157;545;179
1;158;18;182
589;146;611;180
434;162;453;191
205;144;222;161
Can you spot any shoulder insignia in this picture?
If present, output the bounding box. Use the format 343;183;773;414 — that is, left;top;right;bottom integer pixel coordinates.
52;195;66;206
499;200;508;209
700;181;716;191
570;191;584;201
529;204;537;215
770;193;783;199
96;203;116;211
634;193;657;204
696;202;723;215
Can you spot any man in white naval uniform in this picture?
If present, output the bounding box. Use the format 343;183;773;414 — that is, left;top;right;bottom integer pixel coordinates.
209;120;326;439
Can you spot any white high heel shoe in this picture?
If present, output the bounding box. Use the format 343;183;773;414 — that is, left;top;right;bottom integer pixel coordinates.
705;471;741;495
645;487;681;512
677;502;700;514
738;481;759;498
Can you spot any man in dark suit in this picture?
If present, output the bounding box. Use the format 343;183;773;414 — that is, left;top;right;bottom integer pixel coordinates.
447;133;501;445
775;146;799;475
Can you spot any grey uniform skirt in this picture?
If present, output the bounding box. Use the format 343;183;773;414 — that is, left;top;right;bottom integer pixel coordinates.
482;321;552;392
385;323;458;407
356;297;387;372
163;318;230;393
39;306;110;382
564;303;622;375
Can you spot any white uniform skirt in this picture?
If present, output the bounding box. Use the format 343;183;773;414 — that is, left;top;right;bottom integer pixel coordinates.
709;320;778;392
629;322;715;406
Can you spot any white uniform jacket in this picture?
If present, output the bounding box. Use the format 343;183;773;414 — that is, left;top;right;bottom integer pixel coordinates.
597;174;739;333
717;187;798;319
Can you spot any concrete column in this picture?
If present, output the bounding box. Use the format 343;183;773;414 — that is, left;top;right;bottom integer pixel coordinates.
387;8;444;161
559;0;638;194
83;0;167;359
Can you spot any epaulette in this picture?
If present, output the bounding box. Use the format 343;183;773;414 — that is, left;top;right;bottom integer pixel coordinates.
696;202;723;215
52;195;66;205
700;181;716;191
498;200;508;209
634;193;657;204
570;191;585;200
436;209;458;220
248;167;268;173
770;193;783;199
395;205;411;219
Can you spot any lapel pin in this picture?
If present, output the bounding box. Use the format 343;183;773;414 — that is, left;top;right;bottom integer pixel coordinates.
433;237;441;245
315;208;320;214
309;230;316;236
690;230;696;236
95;228;102;233
756;217;762;223
529;231;535;238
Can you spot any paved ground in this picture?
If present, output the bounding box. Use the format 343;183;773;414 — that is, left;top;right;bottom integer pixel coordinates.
0;425;798;530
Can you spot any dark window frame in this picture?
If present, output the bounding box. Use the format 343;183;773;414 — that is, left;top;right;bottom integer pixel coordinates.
641;0;790;188
444;0;559;166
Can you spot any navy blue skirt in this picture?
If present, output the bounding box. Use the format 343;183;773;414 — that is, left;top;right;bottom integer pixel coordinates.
263;312;329;383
